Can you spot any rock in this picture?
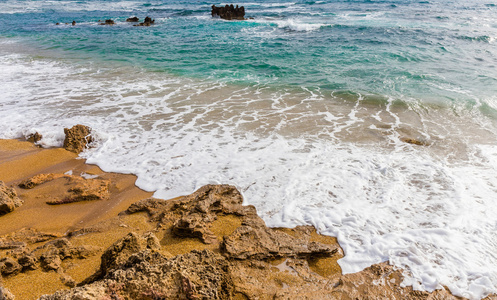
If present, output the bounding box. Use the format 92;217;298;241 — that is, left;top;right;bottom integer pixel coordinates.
126;16;139;22
27;132;43;143
72;21;76;26
0;257;22;276
211;4;245;20
19;173;110;205
222;225;340;260
19;174;61;189
18;253;38;271
46;176;110;205
99;19;115;25
63;124;94;153
42;250;233;300
0;181;23;216
95;232;161;279
0;285;15;300
401;137;427;146
133;16;155;27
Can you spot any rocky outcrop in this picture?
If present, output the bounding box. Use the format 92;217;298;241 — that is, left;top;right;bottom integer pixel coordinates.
211;4;245;20
133;16;155;27
63;124;94;153
5;184;480;299
18;173;110;205
126;16;139;22
99;19;115;25
0;181;23;216
27;132;43;143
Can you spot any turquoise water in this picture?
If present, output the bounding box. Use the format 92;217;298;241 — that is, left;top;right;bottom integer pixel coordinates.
2;0;496;107
1;1;497;299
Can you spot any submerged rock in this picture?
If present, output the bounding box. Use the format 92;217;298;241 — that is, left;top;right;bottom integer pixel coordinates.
0;181;23;216
63;124;94;153
99;19;115;25
126;16;139;22
133;16;155;27
211;4;245;20
27;132;43;143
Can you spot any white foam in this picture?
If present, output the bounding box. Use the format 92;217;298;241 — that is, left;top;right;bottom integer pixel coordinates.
1;48;497;300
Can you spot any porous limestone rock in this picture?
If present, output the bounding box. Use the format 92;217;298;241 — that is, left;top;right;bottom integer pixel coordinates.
0;181;23;216
63;124;93;153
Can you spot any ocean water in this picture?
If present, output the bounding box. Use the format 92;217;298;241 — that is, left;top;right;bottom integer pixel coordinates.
1;0;497;298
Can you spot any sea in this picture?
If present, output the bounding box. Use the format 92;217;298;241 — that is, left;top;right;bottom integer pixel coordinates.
0;0;496;298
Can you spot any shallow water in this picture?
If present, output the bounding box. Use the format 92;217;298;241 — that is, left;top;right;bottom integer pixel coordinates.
1;0;497;298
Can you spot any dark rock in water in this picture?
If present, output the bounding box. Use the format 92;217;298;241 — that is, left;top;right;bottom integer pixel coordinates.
0;181;23;216
63;124;93;153
211;4;245;20
126;16;139;22
144;16;155;24
72;20;76;26
99;19;115;25
27;132;42;143
55;22;60;25
133;16;155;27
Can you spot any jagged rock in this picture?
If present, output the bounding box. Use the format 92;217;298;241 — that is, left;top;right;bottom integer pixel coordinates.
60;273;76;288
133;16;155;27
222;225;340;260
41;250;233;300
0;181;23;216
19;174;61;189
0;257;22;276
211;4;245;20
126;16;139;22
19;173;110;205
0;228;60;245
99;19;115;25
34;238;99;272
63;124;94;153
27;132;43;143
95;232;161;279
17;253;38;271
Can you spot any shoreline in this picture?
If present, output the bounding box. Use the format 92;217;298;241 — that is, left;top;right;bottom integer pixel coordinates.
0;138;493;299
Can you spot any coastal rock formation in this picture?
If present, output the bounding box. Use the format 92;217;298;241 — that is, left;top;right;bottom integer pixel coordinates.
211;4;245;20
27;132;42;143
99;19;115;25
18;173;110;205
134;16;155;27
63;124;94;153
0;181;23;216
126;16;139;22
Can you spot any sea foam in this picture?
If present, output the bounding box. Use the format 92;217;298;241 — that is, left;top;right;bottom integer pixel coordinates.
1;49;497;299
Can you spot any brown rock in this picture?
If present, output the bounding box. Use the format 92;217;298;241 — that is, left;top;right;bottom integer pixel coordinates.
126;16;139;22
99;19;115;25
18;253;38;271
0;181;23;216
401;137;427;146
222;225;340;260
63;124;94;153
19;173;110;205
95;232;161;279
19;173;61;189
211;4;245;20
0;257;22;276
42;250;233;300
27;132;43;143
